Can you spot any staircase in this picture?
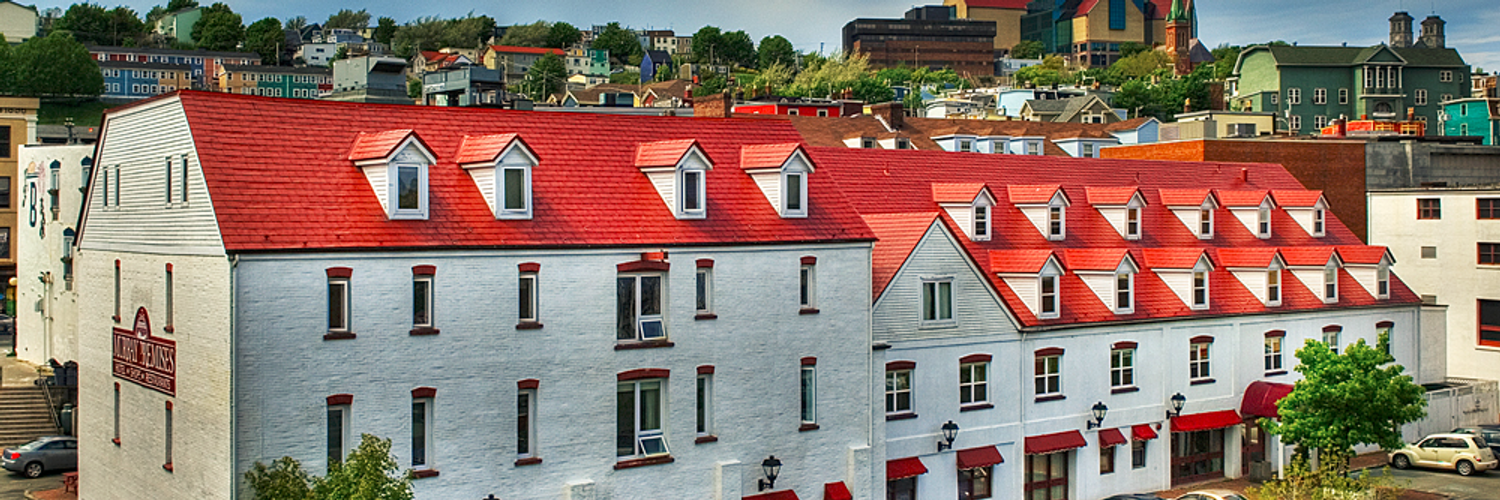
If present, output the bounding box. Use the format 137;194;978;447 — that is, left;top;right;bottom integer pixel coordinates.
0;386;61;450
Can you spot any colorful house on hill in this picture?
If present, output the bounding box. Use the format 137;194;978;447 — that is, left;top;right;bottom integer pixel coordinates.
88;46;259;90
1440;98;1500;145
812;146;1425;500
0;0;38;43
152;7;203;45
217;65;333;99
640;50;673;83
99;61;196;101
1018;0;1197;67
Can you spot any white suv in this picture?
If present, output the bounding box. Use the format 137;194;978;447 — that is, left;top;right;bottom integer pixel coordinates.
1389;433;1499;476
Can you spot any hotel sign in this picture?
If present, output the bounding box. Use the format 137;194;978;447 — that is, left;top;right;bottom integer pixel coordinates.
112;307;176;396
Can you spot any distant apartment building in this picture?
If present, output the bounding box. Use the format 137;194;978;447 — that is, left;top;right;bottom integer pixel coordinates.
152;7;203;45
565;47;609;76
0;97;39;306
88;46;258;89
326;56;412;104
843;6;998;76
99;61;195;101
1474;73;1497;98
217;65;333;99
0;0;38;43
1440;98;1500;145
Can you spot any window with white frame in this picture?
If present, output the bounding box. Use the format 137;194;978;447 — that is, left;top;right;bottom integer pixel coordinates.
1115;270;1133;313
896;138;911;150
1323;264;1338;302
1198;206;1214;238
783;171;807;217
1034;352;1061;396
1442;94;1453;103
1289;114;1301;131
1192;264;1210;310
1039;273;1060;319
959;361;988;406
411;395;433;468
1125;206;1141;239
1258;204;1271;237
1313;207;1325;236
800;364;816;424
959;138;974;152
1189;339;1212;381
922;279;954;324
1110;347;1134;388
1377;265;1390;298
179;156;189;203
413;272;433;329
799;260;816;310
328;274;350;333
861;137;875;149
678;168;706;216
1082;143;1095;158
885;368;912;414
1027;141;1041;155
1265;333;1284;373
1267;268;1282;306
1339;88;1348;104
1441;70;1453;82
519;270;538;324
163;157;173;204
1313;88;1326;105
394;162;425;216
499;160;531;218
1288;88;1301;105
617;274;666;341
328;402;350;468
695;265;712;315
617;379;667;458
696;373;713;436
1314;115;1328;129
1048;204;1065;240
973;204;990;240
1323;327;1341;354
517;389;536;457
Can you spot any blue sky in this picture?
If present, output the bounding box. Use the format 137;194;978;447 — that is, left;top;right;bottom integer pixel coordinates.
39;0;1500;72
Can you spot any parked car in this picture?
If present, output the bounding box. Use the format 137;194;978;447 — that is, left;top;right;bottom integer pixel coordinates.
1;436;78;478
1103;494;1165;500
1389;433;1498;476
1450;427;1500;455
1172;491;1250;500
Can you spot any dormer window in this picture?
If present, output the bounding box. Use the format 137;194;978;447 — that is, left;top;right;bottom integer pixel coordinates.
895;138;911;150
396;164;423;214
1199;208;1213;237
974;205;990;240
934;184;995;242
1048;205;1064;240
1377;265;1389;298
784;171;805;215
742;144;813;219
1192;266;1209;310
862;137;875;149
1010;185;1069;240
681;169;706;215
1337;246;1394;300
637;139;713;220
1088;187;1145;240
1220;190;1274;239
1039;273;1059;318
349;130;436;221
1313;208;1325;236
1126;207;1141;239
1267;268;1282;306
959;138;974;152
1257;205;1271;237
1323;263;1338;302
1272;190;1329;238
1115;271;1133;314
457;134;537;219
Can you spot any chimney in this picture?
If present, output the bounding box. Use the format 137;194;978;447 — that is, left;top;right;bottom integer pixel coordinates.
871;101;904;130
1419;15;1445;48
1389;12;1414;48
1241;168;1249;183
696;91;734;118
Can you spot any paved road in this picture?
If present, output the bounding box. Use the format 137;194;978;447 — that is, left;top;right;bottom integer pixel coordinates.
1361;466;1500;499
0;470;63;500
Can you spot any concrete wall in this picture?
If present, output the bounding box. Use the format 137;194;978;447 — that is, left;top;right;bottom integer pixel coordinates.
1366;141;1500;189
15;144;92;365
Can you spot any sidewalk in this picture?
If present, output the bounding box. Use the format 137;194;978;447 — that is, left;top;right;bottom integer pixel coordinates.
25;486;77;500
1154;452;1438;500
1;336;41;388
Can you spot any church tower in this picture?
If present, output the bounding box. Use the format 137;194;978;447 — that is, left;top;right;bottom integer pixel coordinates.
1165;0;1193;76
1389;11;1413;48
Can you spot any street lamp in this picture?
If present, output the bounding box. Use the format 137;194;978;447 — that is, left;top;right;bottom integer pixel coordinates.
937;420;959;452
1086;401;1108;429
758;456;782;491
1167;392;1186;418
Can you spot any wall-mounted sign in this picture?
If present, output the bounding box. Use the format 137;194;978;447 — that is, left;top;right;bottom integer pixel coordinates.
112;307;175;396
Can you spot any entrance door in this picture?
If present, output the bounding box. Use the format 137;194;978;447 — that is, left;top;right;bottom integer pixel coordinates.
1172;429;1226;486
887;477;917;500
1025;452;1069;500
1241;422;1266;476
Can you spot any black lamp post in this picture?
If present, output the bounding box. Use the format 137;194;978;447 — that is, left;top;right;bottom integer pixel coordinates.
758;456;782;491
1167;392;1186;418
1086;401;1108;429
937;420;959;452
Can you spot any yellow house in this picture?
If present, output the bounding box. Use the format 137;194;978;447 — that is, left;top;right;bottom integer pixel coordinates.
945;0;1030;53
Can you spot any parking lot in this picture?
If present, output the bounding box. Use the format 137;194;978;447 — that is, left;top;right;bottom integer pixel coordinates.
0;471;62;499
1365;466;1500;500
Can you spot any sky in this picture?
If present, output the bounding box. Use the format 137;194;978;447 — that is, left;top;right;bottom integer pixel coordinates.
36;0;1500;72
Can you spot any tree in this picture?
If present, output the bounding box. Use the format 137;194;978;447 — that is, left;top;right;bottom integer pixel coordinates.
191;3;244;52
55;4;145;47
654;55;677;82
373;17;398;46
522;52;566;100
546;22;581;49
332;45;349;62
284;16;307;33
609;69;640;85
1163;64;1214;118
1247;450;1401;500
851;76;895;103
1111;79;1163;119
146;6;168;24
1110;49;1171;80
1119;41;1148;58
592;22;641;67
757;35;796;70
165;0;198;12
1262;332;1426;466
245;18;283;65
720;30;755;69
1010;40;1045;60
245;434;413;500
499;21;549;47
407;78;422;99
442;14;495;49
244;457;313;500
696;74;727;96
7;32;103;97
1210;44;1243;81
323;9;370;31
690;26;723;65
392;17;447;58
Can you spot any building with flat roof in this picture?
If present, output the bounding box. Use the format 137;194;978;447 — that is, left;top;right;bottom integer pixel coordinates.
326;56;411;104
843;6;998;76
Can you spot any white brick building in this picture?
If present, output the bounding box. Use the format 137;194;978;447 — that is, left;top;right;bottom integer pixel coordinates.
75;91;880;500
15;144;91;366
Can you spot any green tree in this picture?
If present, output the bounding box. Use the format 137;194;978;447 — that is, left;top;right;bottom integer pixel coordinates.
442;14;495;49
1247;450;1402;500
522;52;566;100
875;66;913;86
165;0;198;12
1163;64;1214;118
654;55;677;82
323;9;370;31
1119;41;1148;58
690;26;723;65
720;30;755;69
244;17;284;65
8;32;103;97
146;6;168;24
191;3;244;52
546;22;581;49
498;21;549;47
245;434;414;500
757;35;796;70
696;74;727;96
244;456;314;500
284;16;307;33
1110;49;1171;80
852;76;895;103
609;69;641;85
332;45;349;62
55;4;144;47
592;22;641;66
407;78;422;98
0;42;16;95
784;52;872;98
1111;79;1164;119
1262;331;1426;465
373;17;398;46
1010;40;1045;59
392;17;447;58
1210;44;1243;81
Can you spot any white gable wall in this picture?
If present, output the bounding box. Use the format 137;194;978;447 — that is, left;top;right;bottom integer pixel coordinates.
874;221;1017;343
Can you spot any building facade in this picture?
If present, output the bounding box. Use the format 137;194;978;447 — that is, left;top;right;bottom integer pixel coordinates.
216;65;332;99
1440;98;1500;145
76;91;881;500
843;7;999;76
944;0;1028;53
0;97;40;312
99;62;195;101
89;47;258;90
0;0;38;43
1019;0;1193;67
481;45;565;83
14;144;90;366
152;7;203;45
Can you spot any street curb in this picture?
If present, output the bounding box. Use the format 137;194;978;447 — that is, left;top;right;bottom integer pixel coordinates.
23;489;40;500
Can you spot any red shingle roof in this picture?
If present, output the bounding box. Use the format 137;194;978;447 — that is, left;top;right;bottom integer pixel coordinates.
989;249;1057;273
1216;189;1272;207
1158;188;1214;206
740;143;803;170
636;139;700;168
1140;248;1209;269
1279;246;1337;267
1008;184;1063;204
1214;248;1282;268
347;129;415;161
865;213;941;298
932;183;988;203
1271;190;1325;207
454;133;522;165
1061;248;1131;271
127;91;873;252
1336;245;1392;264
1085;186;1142;206
488;45;564;56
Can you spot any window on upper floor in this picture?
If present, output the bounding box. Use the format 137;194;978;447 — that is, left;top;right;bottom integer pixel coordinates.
519;266;539;325
896;138;912;150
1442;94;1454;103
1198;206;1214;239
679;168;705;216
1257;204;1272;238
1288;88;1301;105
1441;70;1453;82
1415;89;1428;106
500;163;530;217
958;138;973;152
1313;207;1326;236
1190;337;1212;382
974;204;991;240
696;372;714;437
412;270;434;330
1026;141;1041;155
885;367;913;415
1481;300;1500;348
1314;88;1326;105
800;363;817;426
1115;270;1134;314
1038;273;1060;319
1110;347;1134;389
861;137;875;149
617;274;666;342
1418;198;1441;219
1082;143;1095;158
327;399;350;468
618;378;668;458
1265;332;1285;374
959;359;989;407
800;258;817;312
695;263;713;317
395;162;424;215
1048;204;1065;240
1484;243;1500;265
817;108;829;117
1377;264;1390;298
327;270;351;334
517;388;535;458
922;279;954;324
1323;326;1342;354
783;170;807;217
1339;88;1349;104
1125;206;1141;239
1323;263;1339;302
1192;267;1210;310
1034;351;1061;397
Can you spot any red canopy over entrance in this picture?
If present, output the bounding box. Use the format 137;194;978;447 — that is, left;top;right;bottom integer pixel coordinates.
1025;430;1088;455
1240;381;1295;419
1171;410;1242;433
823;482;853;500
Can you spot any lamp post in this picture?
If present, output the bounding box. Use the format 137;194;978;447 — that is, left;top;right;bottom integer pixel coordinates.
1086;401;1108;429
937;420;959;452
758;456;782;491
1167;392;1186;419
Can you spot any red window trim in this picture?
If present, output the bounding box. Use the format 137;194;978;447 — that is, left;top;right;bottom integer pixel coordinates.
697;365;714;375
1189;335;1214;344
326;267;353;278
1479;198;1499;220
517;379;539;390
165;401;173;410
960;353;992;364
1265;330;1286;338
411;387;436;399
801;356;817;366
696;258;714;269
618;368;670;381
1111;341;1138;350
886;360;916;371
1376;321;1395;329
617;260;670;272
1480;300;1500;348
326;394;353;406
801;256;818;265
412;265;436;276
518;262;541;273
1035;347;1065;357
1322;325;1343;333
1481;243;1500;265
165;263;173;272
1417;198;1440;219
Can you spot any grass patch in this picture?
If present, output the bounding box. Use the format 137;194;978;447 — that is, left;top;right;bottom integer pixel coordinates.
37;99;114;127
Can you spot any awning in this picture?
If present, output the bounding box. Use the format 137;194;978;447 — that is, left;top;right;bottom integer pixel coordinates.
1099;428;1128;447
1240;380;1295;419
1132;424;1159;441
1025;430;1088;455
824;481;853;500
743;490;800;500
1171;409;1243;433
887;456;929;481
956;445;1005;469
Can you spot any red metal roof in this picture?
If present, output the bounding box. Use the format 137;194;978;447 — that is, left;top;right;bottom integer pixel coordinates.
1336;245;1391;265
488;45;564;55
454;133;522;165
887;457;928;481
347;129;415;161
1085;186;1142;206
866;213;942;299
1098;428;1128;447
636;139;701;167
742;490;799;500
1171;409;1242;433
1216;189;1272;208
932;183;988;203
1025;430;1088;455
1240;381;1294;420
1140;248;1209;269
956;445;1005;469
1213;248;1282;268
823;482;853;500
1271;190;1325;208
1061;248;1131;272
1279;246;1337;267
131;91;873;252
1157;188;1214;206
1008;184;1063;204
1132;424;1159;441
989;249;1057;274
740;143;803;170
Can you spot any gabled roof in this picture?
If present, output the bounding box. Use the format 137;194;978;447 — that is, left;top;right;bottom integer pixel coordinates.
1213;248;1282;268
990;249;1059;274
768;113;1118;156
1085;187;1143;206
1105;117;1157;132
635;139;704;168
866;212;943;298
1008;185;1065;205
932;183;990;204
1140;248;1211;270
454;133;525;165
347;129;418;162
740;143;804;171
1270;190;1325;208
1246;44;1466;69
1061;248;1132;272
1336;245;1393;265
1279;246;1339;267
1157;189;1215;206
1215;189;1271;208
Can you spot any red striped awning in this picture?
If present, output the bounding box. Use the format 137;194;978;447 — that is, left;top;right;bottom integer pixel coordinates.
1240;381;1295;419
887;456;929;481
824;481;853;500
1132;424;1158;441
956;445;1005;469
1025;430;1088;455
742;490;799;500
1171;410;1243;433
1099;428;1127;447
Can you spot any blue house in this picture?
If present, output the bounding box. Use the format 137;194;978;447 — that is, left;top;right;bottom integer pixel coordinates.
639;50;672;83
99;61;193;101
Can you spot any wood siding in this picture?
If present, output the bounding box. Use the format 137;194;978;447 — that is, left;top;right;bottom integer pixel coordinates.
874;222;1018;343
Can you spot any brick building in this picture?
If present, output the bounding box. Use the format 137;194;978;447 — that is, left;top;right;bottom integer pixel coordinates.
843;6;999;76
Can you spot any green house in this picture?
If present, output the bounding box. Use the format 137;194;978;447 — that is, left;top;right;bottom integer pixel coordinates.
153;7;203;45
1227;44;1469;134
1441;98;1500;145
